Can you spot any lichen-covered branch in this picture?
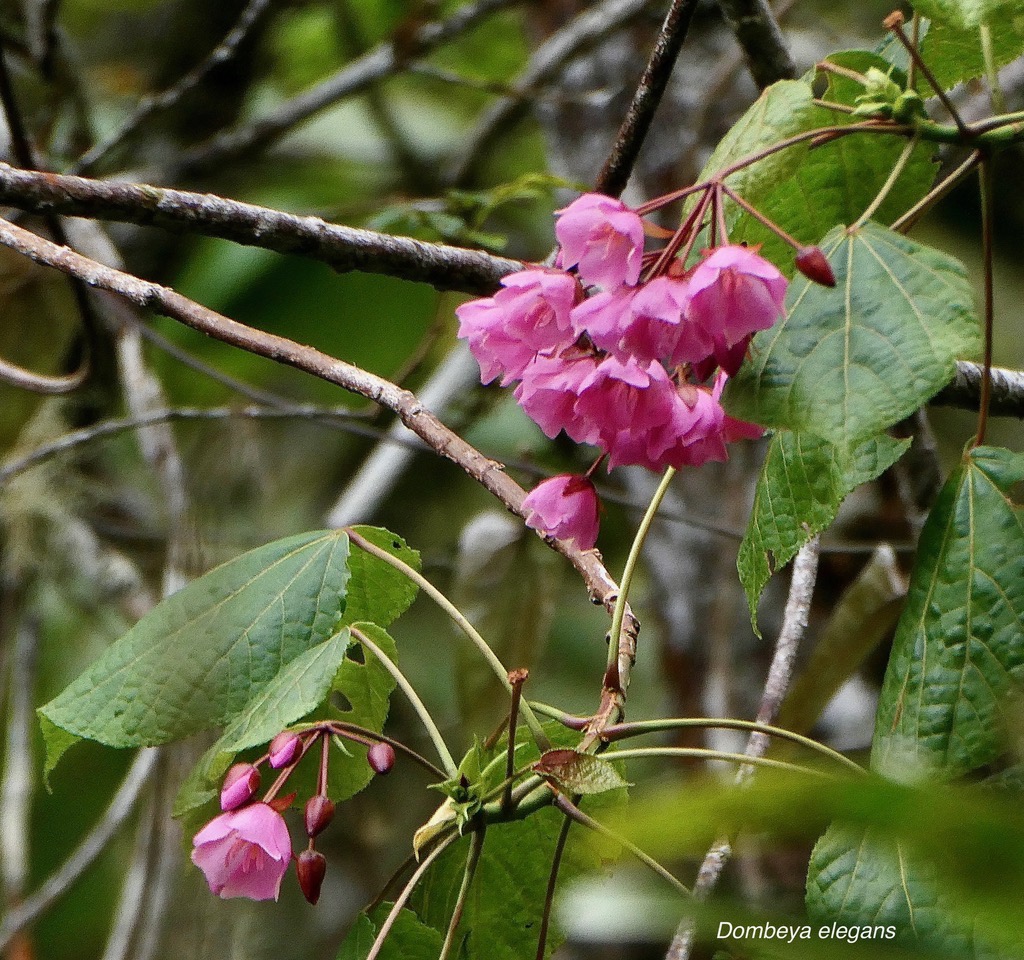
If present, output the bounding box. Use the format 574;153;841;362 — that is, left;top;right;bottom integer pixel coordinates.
0;162;521;293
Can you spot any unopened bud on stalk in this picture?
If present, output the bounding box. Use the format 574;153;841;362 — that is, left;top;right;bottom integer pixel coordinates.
368;742;396;775
296;850;327;905
268;731;302;768
794;246;836;287
220;763;260;811
304;795;335;837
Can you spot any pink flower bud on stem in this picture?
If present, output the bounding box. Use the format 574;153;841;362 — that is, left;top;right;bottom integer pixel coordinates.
367;741;396;775
794;246;836;287
304;794;336;838
220;763;260;811
268;730;302;769
297;849;327;905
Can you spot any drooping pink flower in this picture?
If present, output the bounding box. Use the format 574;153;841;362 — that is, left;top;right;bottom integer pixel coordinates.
522;474;600;550
192;803;292;901
555;194;645;290
573;356;678;469
686;245;787;349
456;268;581;385
652;372;763;470
514;349;602;444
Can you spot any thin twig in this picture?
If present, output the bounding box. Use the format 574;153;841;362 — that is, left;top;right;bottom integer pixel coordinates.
446;0;659;186
0;161;521;294
715;0;796;89
72;0;274;175
0;749;159;952
666;537;820;960
595;0;700;197
171;0;518;179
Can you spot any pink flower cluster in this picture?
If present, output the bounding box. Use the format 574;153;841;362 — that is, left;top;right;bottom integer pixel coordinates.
191;725;395;904
457;192;790;550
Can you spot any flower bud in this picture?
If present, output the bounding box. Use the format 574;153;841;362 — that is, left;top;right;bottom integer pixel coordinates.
304;795;335;838
794;246;836;287
368;742;396;775
268;731;302;769
220;763;260;811
296;850;327;905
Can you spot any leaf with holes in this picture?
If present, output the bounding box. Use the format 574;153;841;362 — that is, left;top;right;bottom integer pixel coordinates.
39;530;350;753
342;526;420;628
872;446;1024;781
738;431;909;631
725;223;980;449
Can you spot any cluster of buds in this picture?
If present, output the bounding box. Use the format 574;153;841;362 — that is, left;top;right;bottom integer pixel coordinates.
457;189;834;551
191;724;395;904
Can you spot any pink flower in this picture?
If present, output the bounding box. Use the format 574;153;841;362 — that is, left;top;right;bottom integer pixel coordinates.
686;245;787;349
652;373;763;470
573;356;678;469
514;350;601;444
555;194;645;290
191;803;292;901
457;268;580;385
522;474;600;549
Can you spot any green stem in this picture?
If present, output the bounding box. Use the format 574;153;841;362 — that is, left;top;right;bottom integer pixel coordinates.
365;833;457;960
607;468;676;673
851;134;919;231
439;827;485;960
601;718;865;775
890;149;981;233
350;625;459;777
345;528;550;751
606;746;830;778
552;793;690;896
976;154;995;447
980;25;1006;114
535;813;573;960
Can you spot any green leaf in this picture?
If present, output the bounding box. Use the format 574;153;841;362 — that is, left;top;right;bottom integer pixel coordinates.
39;714;81;783
38;530;350;748
337;905;443;960
872;447;1024;781
737;431;910;630
913;0;1020;29
534;749;630;795
700;77;936;270
919;16;1024;90
807;825;977;955
725;223;980;449
173;742;232;819
412;807;610;960
341;526;419;628
323;621;399;802
215;629;351;753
